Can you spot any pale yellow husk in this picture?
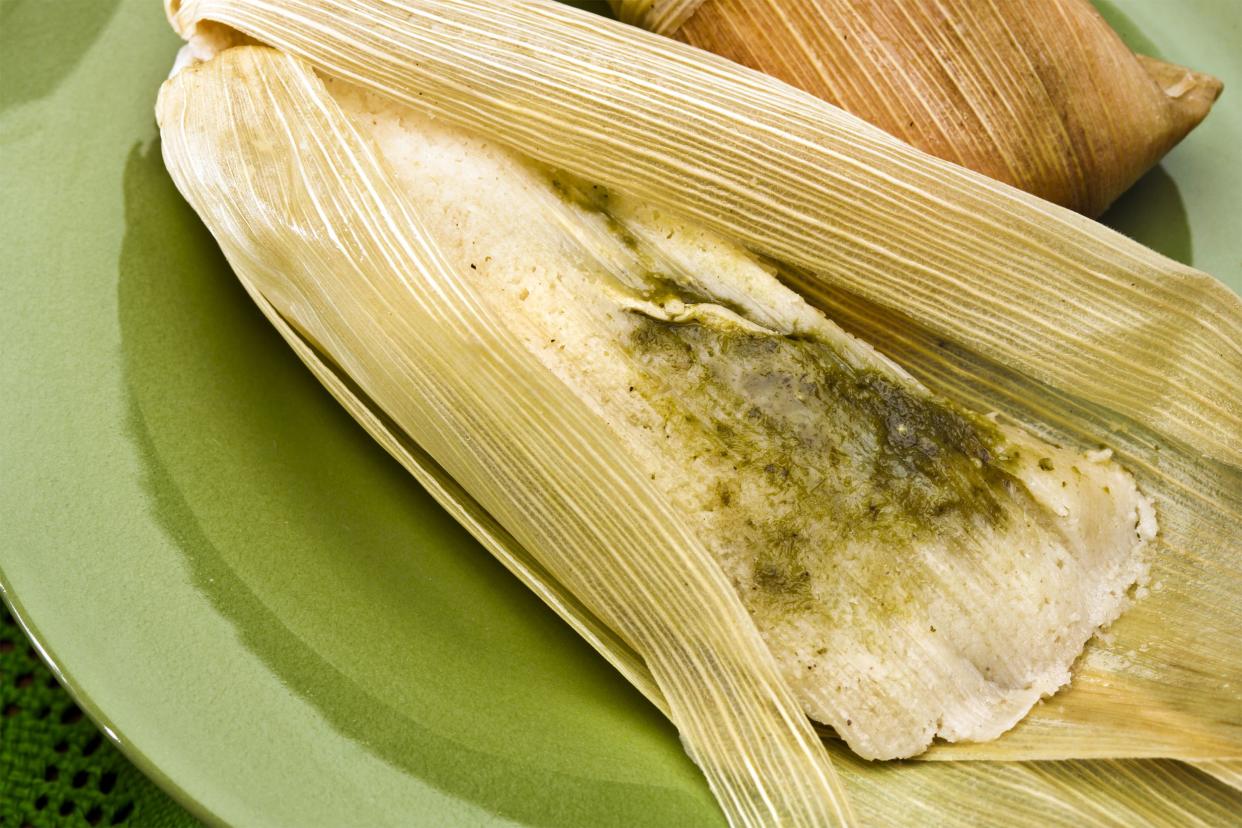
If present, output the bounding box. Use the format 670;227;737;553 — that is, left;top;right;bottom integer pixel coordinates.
162;0;1242;764
1191;760;1242;792
612;0;705;35
157;46;1242;823
155;0;1242;821
157;45;853;828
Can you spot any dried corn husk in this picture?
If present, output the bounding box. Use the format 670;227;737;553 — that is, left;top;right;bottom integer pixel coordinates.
612;0;1222;216
1192;760;1242;792
156;46;1242;822
163;0;1242;762
321;69;1156;764
157;44;855;827
157;0;1242;821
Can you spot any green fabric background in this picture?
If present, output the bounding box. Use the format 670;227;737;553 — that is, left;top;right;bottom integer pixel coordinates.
1;607;195;826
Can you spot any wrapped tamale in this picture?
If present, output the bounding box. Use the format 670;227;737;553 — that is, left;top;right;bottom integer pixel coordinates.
611;0;1223;216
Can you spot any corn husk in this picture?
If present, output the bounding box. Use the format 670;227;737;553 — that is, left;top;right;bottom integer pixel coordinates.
157;47;1242;824
157;45;855;827
163;0;1242;761
324;66;1159;764
612;0;1222;216
1192;760;1242;792
157;0;1242;821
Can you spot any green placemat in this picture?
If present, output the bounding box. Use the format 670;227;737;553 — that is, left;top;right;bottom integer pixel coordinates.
0;607;196;827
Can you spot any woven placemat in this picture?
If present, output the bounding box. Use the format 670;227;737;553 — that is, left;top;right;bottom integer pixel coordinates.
0;607;198;827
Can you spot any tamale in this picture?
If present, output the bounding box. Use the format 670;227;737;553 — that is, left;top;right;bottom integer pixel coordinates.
157;44;855;826
214;143;1242;827
326;76;1152;761
157;0;1242;819
156;5;1242;755
162;20;1157;760
612;0;1223;216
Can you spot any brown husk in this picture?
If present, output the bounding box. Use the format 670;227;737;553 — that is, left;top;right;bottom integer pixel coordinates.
626;0;1223;215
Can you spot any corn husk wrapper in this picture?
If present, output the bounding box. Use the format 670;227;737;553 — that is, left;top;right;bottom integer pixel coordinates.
157;45;858;828
612;0;1222;216
164;0;1242;762
157;41;1242;826
157;0;1242;824
612;0;705;35
1193;760;1242;791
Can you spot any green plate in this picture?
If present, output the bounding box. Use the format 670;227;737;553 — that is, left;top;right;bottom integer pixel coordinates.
1;1;1238;824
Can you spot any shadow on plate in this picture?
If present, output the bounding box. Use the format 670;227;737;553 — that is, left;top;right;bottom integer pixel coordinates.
1100;166;1193;267
0;0;124;113
1090;0;1163;59
117;139;716;827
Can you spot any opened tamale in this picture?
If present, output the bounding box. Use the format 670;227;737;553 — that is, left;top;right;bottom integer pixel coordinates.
612;0;1222;216
158;43;854;826
324;73;1155;762
157;0;1242;822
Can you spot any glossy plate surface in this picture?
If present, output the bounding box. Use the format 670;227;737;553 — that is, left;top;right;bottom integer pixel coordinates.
1;1;1238;825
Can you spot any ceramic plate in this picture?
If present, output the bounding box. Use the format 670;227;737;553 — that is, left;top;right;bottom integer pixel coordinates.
1;1;1238;825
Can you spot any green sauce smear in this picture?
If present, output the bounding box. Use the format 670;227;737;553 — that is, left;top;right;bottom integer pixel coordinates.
626;314;1015;616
